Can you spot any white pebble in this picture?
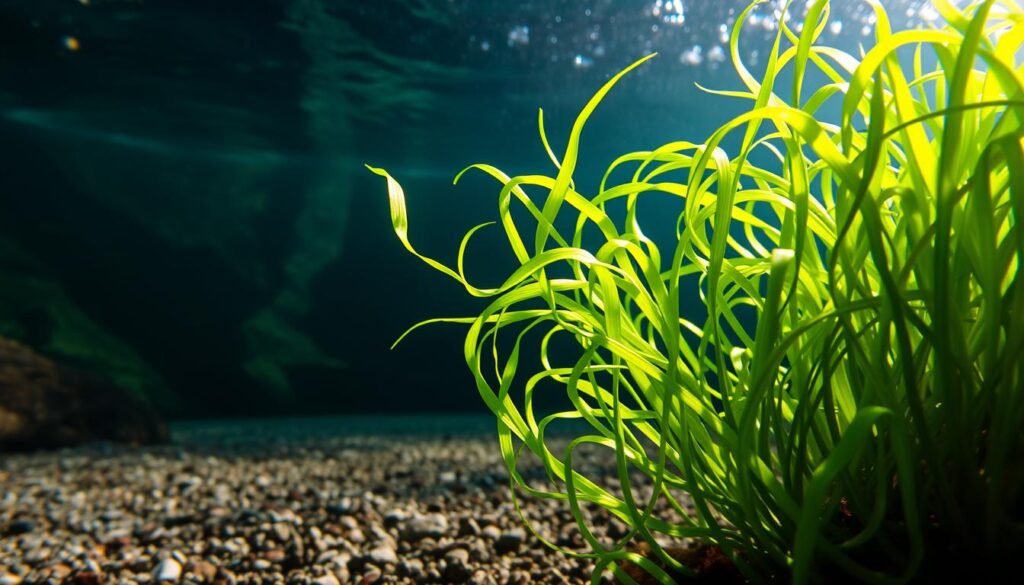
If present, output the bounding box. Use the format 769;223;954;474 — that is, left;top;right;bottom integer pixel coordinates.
155;558;182;582
313;575;339;585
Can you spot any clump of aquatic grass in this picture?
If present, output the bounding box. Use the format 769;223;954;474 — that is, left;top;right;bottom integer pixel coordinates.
369;0;1024;581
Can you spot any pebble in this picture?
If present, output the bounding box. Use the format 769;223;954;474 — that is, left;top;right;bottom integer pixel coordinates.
399;558;425;580
311;575;338;585
5;520;35;535
481;525;502;540
361;565;382;583
382;510;406;528
347;527;366;543
190;561;217;582
495;529;526;555
444;547;473;583
458;516;481;537
446;547;471;565
270;523;291;542
400;513;448;541
367;544;398;566
0;429;679;585
263;549;286;563
154;559;181;582
46;565;73;581
469;569;498;585
22;548;50;565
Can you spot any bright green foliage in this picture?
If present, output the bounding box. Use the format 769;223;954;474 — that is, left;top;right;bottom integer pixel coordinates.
369;0;1024;582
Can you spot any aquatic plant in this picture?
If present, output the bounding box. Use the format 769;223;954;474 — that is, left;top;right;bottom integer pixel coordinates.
370;0;1024;581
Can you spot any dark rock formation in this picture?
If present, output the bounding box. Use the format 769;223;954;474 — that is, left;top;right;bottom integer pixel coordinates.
0;337;168;451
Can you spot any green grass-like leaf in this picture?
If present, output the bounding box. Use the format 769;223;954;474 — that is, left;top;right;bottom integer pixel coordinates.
370;0;1024;582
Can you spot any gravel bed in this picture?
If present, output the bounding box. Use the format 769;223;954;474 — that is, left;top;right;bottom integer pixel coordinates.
0;419;667;585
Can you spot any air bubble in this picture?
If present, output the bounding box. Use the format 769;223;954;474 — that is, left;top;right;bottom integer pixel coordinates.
507;25;529;47
651;0;685;27
680;45;703;66
707;45;726;63
574;54;594;69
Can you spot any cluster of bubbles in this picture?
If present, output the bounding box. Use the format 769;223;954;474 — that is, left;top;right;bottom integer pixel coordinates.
668;0;950;70
507;24;530;48
465;1;952;75
651;0;687;27
52;0;958;76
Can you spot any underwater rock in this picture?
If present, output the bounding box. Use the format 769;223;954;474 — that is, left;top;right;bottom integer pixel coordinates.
0;233;175;410
0;337;169;451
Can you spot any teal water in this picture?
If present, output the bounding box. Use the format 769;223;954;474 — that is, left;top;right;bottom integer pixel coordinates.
0;0;937;420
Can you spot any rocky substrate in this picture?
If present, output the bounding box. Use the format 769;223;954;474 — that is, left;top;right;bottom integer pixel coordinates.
0;422;679;585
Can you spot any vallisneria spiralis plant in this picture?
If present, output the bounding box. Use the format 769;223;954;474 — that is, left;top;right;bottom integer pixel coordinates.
369;0;1024;582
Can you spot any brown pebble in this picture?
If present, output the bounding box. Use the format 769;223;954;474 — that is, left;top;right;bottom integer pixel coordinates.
264;549;286;563
359;565;381;584
191;561;217;583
